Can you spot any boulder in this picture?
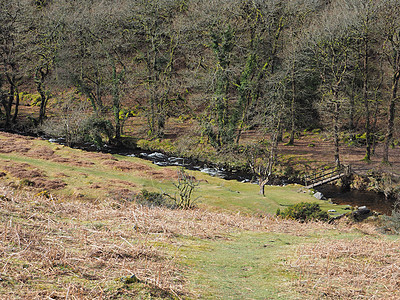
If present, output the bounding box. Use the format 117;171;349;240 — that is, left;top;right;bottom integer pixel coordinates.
352;206;371;221
313;192;324;200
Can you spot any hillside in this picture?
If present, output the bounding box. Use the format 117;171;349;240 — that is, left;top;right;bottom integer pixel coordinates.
2;0;400;171
0;132;400;299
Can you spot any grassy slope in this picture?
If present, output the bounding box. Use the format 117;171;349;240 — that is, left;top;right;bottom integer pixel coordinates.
0;133;348;215
0;132;399;299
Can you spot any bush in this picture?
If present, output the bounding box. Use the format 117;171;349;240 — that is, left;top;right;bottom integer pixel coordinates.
276;202;329;222
312;128;321;134
166;168;199;209
81;117;114;148
382;201;400;234
19;179;35;187
41;114;113;149
135;189;176;209
344;133;370;147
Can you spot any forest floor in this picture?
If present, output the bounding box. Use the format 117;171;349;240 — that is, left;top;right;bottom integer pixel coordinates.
0;131;400;299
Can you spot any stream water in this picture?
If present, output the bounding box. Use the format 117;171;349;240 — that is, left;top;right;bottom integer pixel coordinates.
41;136;400;215
315;184;395;215
48;137;252;181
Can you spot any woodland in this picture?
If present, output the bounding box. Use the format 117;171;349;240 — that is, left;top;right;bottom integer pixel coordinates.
1;0;400;186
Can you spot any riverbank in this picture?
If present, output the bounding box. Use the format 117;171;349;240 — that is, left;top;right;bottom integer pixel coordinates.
0;131;347;215
3;125;398;214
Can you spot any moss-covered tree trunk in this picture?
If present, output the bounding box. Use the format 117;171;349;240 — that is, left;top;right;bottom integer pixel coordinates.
363;33;371;161
35;66;49;124
111;61;125;141
333;91;341;168
383;72;399;163
12;87;19;124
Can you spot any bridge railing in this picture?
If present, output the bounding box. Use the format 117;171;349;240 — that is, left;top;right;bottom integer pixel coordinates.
304;164;350;187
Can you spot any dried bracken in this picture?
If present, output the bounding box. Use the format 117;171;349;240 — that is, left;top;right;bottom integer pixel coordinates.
101;160;179;181
1;161;44;179
0;185;184;298
51;156;95;167
0;182;342;299
102;160;152;172
0;137;32;154
289;238;400;299
26;146;55;159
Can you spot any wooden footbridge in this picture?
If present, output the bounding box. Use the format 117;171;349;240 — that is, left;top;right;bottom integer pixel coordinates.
304;164;352;189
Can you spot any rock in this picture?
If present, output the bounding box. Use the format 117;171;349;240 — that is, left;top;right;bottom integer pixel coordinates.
328;209;336;212
357;206;370;214
352;206;371;221
313;192;324;200
328;213;346;224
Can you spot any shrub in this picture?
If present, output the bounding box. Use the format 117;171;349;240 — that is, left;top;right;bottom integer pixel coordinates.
81;117;114;149
41;114;113;149
382;201;400;234
165;168;199;209
35;190;50;198
135;189;176;209
276;202;329;222
19;179;34;187
344;133;368;147
135;169;199;210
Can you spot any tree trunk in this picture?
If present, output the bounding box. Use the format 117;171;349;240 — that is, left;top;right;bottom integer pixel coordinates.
348;76;355;131
383;72;399;163
111;61;124;141
12;88;19;123
371;96;380;155
38;88;47;124
259;178;268;196
275;115;283;143
95;81;104;113
3;83;15;129
0;93;11;128
289;63;296;145
35;67;49;124
333;94;341;167
1;95;11;128
363;34;371;161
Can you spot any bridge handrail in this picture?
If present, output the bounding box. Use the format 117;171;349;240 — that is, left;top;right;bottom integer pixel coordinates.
304;164;349;187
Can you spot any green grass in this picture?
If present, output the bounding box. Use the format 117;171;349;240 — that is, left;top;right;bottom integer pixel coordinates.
178;228;373;299
180;232;299;299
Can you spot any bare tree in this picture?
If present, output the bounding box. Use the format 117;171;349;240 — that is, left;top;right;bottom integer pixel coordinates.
0;0;30;128
57;0;136;142
132;0;184;139
380;0;400;163
309;1;357;167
